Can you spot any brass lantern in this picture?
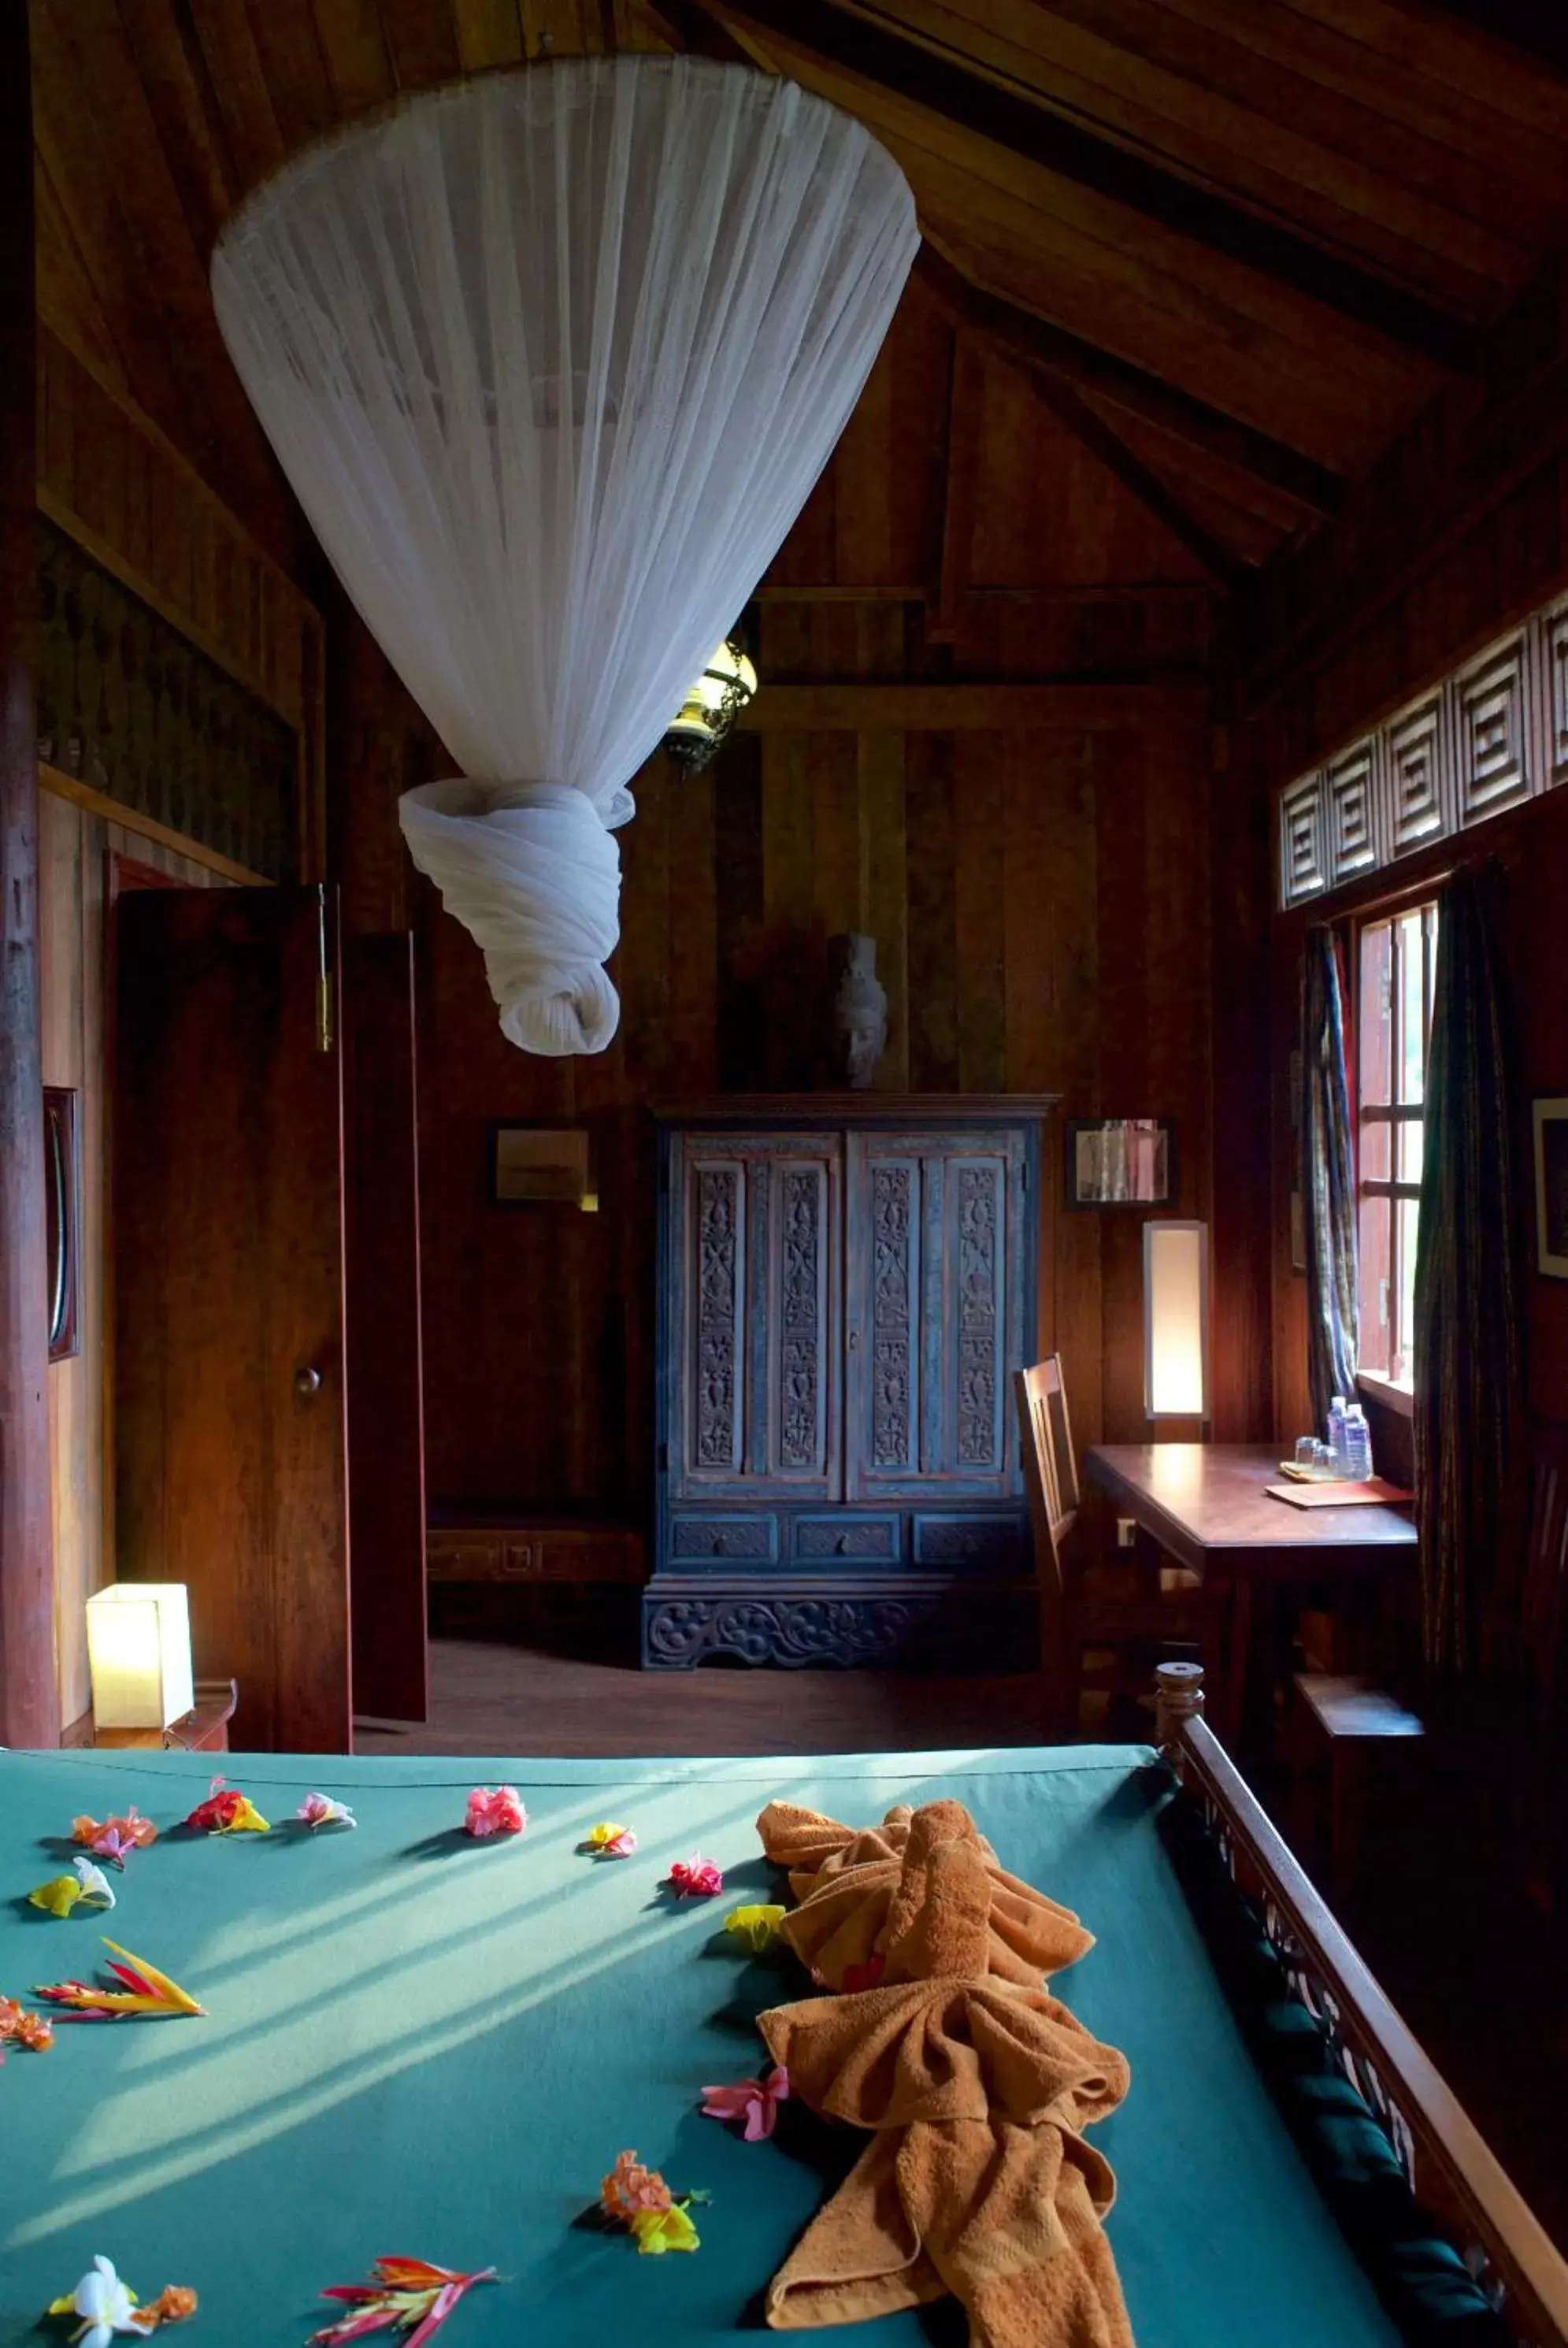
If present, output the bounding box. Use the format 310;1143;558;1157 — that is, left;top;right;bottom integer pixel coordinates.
662;633;758;770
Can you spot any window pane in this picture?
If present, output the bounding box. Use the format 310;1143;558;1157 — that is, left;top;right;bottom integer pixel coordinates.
1359;921;1392;1107
1394;1196;1422;1384
1361;1118;1391;1181
1398;911;1426;1105
1397;1117;1424;1185
1359;1193;1392;1375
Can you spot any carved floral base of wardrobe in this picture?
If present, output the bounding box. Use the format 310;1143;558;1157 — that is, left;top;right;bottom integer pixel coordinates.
645;1097;1055;1669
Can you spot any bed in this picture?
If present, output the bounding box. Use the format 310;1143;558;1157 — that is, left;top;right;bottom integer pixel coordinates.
1;1676;1564;2346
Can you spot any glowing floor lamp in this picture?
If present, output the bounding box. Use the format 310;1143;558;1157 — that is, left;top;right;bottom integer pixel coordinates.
1144;1221;1210;1424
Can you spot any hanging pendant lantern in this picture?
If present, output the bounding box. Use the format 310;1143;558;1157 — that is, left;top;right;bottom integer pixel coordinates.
212;58;917;1055
663;634;758;770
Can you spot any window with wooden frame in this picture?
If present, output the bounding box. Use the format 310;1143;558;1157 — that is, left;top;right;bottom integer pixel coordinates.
1355;900;1438;1392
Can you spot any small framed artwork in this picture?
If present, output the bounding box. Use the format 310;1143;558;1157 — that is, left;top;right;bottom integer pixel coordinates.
44;1086;81;1360
1066;1119;1174;1207
488;1124;597;1211
1533;1098;1568;1278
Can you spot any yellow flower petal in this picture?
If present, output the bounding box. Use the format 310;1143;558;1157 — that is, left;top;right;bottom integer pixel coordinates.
224;1798;270;1834
724;1903;786;1953
630;2206;700;2255
28;1877;83;1918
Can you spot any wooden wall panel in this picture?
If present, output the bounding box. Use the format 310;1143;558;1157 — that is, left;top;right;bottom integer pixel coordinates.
37;781;235;1728
35;327;326;877
0;1;54;1747
413;700;1216;1508
1248;281;1568;1457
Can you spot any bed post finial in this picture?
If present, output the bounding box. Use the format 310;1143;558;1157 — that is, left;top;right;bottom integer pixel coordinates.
1155;1660;1205;1752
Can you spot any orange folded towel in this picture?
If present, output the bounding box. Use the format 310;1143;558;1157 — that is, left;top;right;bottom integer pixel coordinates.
758;1795;1095;1990
758;1801;1133;2344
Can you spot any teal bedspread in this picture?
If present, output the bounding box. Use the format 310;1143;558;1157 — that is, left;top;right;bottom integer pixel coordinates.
0;1744;1407;2346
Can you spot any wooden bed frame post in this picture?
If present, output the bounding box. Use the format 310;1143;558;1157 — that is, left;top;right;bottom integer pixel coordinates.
1155;1669;1568;2346
1155;1658;1206;1750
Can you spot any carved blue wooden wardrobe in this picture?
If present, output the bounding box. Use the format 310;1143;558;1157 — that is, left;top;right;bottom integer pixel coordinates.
643;1097;1054;1667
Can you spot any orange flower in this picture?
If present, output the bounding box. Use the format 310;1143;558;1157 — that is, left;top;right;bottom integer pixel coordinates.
0;1996;53;2053
143;2283;198;2326
601;2150;672;2220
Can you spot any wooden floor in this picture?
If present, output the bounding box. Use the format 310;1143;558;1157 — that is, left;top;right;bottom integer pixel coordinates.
358;1634;1567;2257
354;1636;1060;1757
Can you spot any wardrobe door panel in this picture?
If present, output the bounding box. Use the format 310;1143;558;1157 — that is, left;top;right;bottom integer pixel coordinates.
847;1129;1027;1501
669;1131;841;1500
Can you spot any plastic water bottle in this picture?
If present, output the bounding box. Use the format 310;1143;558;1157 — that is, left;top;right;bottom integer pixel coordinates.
1342;1405;1373;1483
1325;1394;1347;1474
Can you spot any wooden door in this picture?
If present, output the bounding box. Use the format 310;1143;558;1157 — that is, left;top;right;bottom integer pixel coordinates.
115;885;350;1750
666;1129;843;1500
343;933;427;1723
846;1128;1029;1502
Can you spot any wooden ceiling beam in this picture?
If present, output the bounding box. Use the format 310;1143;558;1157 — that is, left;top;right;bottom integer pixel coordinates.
736;679;1208;729
913;250;1344;523
693;0;1477;376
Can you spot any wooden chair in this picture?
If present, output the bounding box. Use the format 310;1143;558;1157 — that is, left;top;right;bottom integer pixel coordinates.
1016;1356;1203;1742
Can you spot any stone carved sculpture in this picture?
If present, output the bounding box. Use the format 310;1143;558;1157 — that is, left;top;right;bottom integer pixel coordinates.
827;933;888;1089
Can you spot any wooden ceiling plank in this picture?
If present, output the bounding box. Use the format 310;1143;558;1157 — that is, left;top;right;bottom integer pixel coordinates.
243;0;339;154
380;0;464;86
33;154;124;387
868;0;1527;303
1006;0;1568;230
699;0;1475;372
1154;0;1568;172
176;0;287;195
310;0;398;113
712;6;1463;422
1419;0;1568;76
113;0;236;246
29;15;183;428
884;129;1425;471
453;0;527;69
911;247;1344;517
46;0;290;518
1276;0;1568;136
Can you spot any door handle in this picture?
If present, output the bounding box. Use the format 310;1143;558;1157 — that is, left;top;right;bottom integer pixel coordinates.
295;1367;323;1397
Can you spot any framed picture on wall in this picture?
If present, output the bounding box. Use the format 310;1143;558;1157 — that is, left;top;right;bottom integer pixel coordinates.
488;1123;597;1211
1065;1119;1174;1207
1533;1098;1568;1278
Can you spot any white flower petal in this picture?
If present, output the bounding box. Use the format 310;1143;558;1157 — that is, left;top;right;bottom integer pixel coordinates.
72;1858;115;1908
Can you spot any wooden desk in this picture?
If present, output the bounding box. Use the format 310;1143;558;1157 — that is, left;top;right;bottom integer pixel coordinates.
1084;1445;1416;1745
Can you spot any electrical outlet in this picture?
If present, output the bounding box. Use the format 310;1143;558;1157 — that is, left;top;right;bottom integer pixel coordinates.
1115;1517;1138;1551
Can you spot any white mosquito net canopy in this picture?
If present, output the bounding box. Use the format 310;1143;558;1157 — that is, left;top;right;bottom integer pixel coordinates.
211;57;918;1055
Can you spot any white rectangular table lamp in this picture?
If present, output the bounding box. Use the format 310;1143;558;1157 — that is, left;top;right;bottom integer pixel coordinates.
86;1584;195;1731
1144;1220;1210;1421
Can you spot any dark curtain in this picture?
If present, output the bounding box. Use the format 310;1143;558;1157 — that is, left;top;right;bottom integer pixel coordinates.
1413;870;1520;1687
1302;928;1359;1431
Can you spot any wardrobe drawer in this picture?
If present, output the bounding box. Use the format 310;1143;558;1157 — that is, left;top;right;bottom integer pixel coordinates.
669;1514;779;1563
911;1514;1027;1572
791;1513;901;1564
